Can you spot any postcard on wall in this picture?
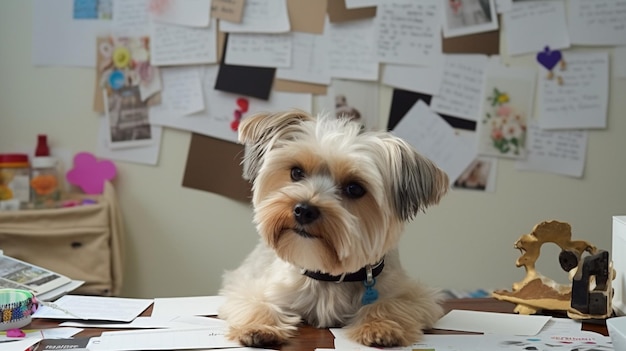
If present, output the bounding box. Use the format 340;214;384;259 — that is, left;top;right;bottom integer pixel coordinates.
441;0;498;38
324;79;381;131
476;62;536;159
536;51;609;130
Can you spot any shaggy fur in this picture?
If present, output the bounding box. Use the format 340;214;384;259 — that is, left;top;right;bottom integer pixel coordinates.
218;110;449;347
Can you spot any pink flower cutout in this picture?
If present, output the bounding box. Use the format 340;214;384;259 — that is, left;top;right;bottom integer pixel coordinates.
496;104;512;117
66;152;117;194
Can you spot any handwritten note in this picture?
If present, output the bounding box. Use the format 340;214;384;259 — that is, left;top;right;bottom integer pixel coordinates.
503;0;570;56
328;18;378;81
150;21;217;66
430;54;488;121
211;0;245;23
375;0;441;65
276;32;331;85
112;0;150;36
382;62;443;95
159;67;205;116
225;33;292;68
150;0;211;27
392;101;476;184
568;0;626;46
516;122;588;178
219;0;290;33
537;51;609;130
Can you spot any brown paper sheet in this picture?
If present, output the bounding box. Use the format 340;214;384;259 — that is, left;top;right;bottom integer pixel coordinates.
286;0;327;34
182;133;252;202
327;0;376;23
442;30;500;55
274;79;328;95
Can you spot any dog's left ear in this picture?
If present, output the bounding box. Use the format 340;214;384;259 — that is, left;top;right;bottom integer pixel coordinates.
382;136;449;221
238;109;314;182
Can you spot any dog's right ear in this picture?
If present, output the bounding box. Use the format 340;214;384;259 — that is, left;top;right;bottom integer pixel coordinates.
238;109;313;182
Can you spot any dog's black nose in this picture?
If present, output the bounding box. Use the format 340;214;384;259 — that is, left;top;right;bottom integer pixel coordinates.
293;202;320;225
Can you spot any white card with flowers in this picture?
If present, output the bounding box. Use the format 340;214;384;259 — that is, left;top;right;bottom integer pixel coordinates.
477;62;536;159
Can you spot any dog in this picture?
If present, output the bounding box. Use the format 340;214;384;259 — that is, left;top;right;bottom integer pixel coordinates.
218;109;449;347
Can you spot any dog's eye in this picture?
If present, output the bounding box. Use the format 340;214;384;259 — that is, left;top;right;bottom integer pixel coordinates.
343;182;366;199
290;167;305;181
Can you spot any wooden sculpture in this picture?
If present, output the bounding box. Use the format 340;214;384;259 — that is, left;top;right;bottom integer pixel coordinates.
492;220;615;319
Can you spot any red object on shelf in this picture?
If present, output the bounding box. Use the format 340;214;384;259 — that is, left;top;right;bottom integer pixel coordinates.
35;134;50;157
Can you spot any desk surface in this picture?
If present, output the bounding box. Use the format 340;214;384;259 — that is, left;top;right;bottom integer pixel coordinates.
29;298;608;351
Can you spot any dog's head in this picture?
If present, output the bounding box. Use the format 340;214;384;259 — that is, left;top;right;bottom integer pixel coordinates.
239;110;448;275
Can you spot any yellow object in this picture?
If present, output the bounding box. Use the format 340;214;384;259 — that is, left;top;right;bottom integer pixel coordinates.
112;46;131;69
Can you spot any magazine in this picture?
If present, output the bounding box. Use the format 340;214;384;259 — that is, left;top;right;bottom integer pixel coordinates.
0;253;83;300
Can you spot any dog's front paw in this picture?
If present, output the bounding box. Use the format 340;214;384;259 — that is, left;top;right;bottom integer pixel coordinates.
345;319;418;347
228;325;296;347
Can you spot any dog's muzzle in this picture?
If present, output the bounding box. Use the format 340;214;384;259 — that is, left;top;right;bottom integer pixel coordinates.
293;202;320;225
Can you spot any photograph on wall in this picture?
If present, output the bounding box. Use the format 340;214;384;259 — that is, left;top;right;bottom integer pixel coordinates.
104;86;154;149
454;156;498;192
476;64;535;159
442;0;499;38
325;79;381;131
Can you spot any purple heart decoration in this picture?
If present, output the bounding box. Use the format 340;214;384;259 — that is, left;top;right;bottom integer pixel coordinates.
536;46;562;71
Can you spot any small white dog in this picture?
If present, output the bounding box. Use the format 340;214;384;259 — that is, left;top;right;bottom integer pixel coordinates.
218;110;449;347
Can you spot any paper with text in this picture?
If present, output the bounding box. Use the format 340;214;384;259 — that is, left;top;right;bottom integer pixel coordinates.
219;0;290;33
537;51;609;130
150;21;217;65
211;0;245;23
32;295;154;322
381;62;443;95
391;101;476;184
150;0;211;27
112;0;149;36
503;0;570;56
568;0;626;46
276;32;331;85
516;122;587;178
328;18;379;81
159;67;205;116
375;0;442;66
225;33;292;68
431;54;488;121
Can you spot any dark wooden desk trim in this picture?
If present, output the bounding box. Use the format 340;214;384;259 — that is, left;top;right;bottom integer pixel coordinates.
28;298;608;351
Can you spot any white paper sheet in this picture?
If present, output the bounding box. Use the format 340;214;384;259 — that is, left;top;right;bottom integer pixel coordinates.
150;0;211;27
434;309;551;336
515;122;588;178
375;0;442;66
61;315;226;329
112;0;150;36
32;0;112;67
225;33;292;68
503;0;570;56
430;54;488;121
150;20;217;66
391;101;476;184
96;116;162;166
568;0;626;46
328;18;379;81
441;0;498;38
276;32;331;85
150;66;312;143
151;295;226;317
219;0;290;33
345;0;380;9
159;66;205;116
33;295;154;322
87;327;241;350
381;62;444;95
537;51;609;130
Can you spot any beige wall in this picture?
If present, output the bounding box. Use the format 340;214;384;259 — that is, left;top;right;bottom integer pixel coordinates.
1;1;625;298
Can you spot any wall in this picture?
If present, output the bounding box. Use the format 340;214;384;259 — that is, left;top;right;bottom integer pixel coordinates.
1;0;625;298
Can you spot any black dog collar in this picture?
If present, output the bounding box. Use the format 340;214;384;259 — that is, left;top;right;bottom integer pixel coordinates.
302;259;384;283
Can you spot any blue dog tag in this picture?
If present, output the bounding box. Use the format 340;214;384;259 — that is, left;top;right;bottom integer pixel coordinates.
361;279;379;305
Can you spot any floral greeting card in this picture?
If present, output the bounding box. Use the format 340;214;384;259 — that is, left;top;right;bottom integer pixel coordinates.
476;62;536;159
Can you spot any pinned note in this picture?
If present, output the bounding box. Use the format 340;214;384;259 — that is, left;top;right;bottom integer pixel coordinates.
225;33;292;68
276;32;331;85
150;21;217;66
211;0;245;23
112;0;150;36
568;0;626;46
327;18;379;81
149;0;211;27
159;67;205;116
220;0;290;33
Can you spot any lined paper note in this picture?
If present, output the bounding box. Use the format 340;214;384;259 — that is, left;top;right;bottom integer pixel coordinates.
392;101;476;183
537;51;609;130
568;0;626;46
276;32;331;85
112;0;149;36
328;18;378;81
503;0;570;56
150;21;217;66
516;122;588;178
150;0;211;27
375;0;442;66
430;54;488;121
225;33;292;68
219;0;290;33
159;67;205;116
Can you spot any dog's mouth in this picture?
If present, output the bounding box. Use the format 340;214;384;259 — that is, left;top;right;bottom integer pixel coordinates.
290;228;315;239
